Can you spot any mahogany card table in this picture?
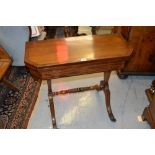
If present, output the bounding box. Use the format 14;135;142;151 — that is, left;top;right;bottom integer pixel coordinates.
25;34;133;128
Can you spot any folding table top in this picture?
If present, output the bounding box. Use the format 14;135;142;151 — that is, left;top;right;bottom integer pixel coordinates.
25;34;133;68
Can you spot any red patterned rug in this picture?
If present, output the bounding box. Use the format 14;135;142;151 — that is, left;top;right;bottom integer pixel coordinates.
0;67;41;129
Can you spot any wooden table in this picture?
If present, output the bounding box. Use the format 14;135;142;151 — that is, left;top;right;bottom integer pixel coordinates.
0;47;17;89
0;47;12;81
25;34;133;128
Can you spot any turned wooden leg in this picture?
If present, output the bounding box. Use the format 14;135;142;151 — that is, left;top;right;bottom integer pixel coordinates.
91;26;96;35
64;26;68;37
47;80;57;129
101;71;116;122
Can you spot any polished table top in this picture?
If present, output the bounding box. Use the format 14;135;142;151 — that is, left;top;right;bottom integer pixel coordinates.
25;34;133;67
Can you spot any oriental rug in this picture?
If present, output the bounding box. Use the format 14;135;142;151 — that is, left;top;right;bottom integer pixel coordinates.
0;67;41;129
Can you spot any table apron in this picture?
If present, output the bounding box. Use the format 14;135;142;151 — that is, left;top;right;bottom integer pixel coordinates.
29;61;125;79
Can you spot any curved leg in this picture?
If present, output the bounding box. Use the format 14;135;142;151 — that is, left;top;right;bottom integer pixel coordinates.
47;80;57;129
101;71;116;122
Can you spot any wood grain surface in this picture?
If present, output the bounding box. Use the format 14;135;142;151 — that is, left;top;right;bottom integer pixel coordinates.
25;34;133;67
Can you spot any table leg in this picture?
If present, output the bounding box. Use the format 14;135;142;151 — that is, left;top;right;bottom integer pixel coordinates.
101;71;116;122
2;78;19;90
91;26;96;35
47;80;57;129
